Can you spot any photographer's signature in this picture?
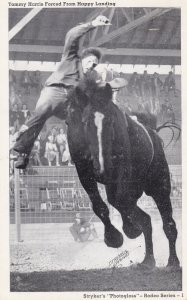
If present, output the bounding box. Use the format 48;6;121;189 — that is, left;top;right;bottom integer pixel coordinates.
109;250;129;269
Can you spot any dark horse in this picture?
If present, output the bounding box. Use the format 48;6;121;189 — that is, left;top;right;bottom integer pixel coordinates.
66;78;180;269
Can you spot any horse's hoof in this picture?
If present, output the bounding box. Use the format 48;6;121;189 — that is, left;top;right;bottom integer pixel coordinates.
136;255;156;271
104;225;123;248
167;256;180;269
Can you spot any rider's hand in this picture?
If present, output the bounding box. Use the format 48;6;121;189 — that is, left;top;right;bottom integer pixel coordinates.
92;15;111;27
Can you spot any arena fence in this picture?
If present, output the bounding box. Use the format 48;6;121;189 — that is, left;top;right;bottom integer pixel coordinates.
10;165;181;242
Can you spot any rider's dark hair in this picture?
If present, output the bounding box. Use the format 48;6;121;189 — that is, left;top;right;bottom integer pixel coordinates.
80;47;102;61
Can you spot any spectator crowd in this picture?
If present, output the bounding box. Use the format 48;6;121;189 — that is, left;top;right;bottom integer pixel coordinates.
9;70;72;173
10;124;72;174
118;70;178;123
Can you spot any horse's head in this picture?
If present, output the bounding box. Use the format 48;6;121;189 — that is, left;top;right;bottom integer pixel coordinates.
66;83;89;125
67;75;112;121
67;77;128;182
81;79;115;181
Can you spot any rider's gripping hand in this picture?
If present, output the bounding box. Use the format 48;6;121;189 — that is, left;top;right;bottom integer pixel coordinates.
92;15;112;27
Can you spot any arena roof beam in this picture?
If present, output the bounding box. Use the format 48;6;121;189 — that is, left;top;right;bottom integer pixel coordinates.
9;44;64;53
121;8;133;23
139;21;152;45
92;8;173;47
152;18;167;46
9;44;180;57
143;8;152;14
9;8;43;41
164;20;180;45
102;48;180;57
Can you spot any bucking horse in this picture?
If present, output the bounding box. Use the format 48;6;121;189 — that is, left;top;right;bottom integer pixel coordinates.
65;77;180;269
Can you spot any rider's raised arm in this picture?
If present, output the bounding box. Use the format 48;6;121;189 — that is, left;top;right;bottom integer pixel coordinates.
45;16;111;86
62;15;111;60
62;22;95;60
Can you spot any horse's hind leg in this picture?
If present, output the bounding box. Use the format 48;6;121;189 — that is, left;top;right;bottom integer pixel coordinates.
75;161;123;248
151;192;180;268
145;131;180;268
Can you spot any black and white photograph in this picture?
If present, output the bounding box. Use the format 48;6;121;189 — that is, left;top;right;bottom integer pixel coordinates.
0;0;185;297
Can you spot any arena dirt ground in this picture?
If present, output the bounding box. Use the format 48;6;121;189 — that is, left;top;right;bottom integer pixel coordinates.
10;266;182;292
10;208;182;292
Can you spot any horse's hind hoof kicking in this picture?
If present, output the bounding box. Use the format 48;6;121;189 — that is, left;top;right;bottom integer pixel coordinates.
104;224;123;248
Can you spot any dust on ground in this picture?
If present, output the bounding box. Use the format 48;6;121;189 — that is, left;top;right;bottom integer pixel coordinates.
10;210;182;291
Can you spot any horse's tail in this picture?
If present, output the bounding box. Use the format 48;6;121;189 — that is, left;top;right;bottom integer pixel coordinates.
131;111;181;148
156;121;181;148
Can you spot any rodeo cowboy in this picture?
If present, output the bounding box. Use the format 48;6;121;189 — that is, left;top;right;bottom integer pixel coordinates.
13;15;114;169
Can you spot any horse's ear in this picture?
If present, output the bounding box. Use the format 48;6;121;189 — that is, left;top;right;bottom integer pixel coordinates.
106;83;112;91
75;86;82;95
105;83;113;100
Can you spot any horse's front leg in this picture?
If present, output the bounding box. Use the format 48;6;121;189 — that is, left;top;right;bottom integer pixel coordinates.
75;161;123;248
